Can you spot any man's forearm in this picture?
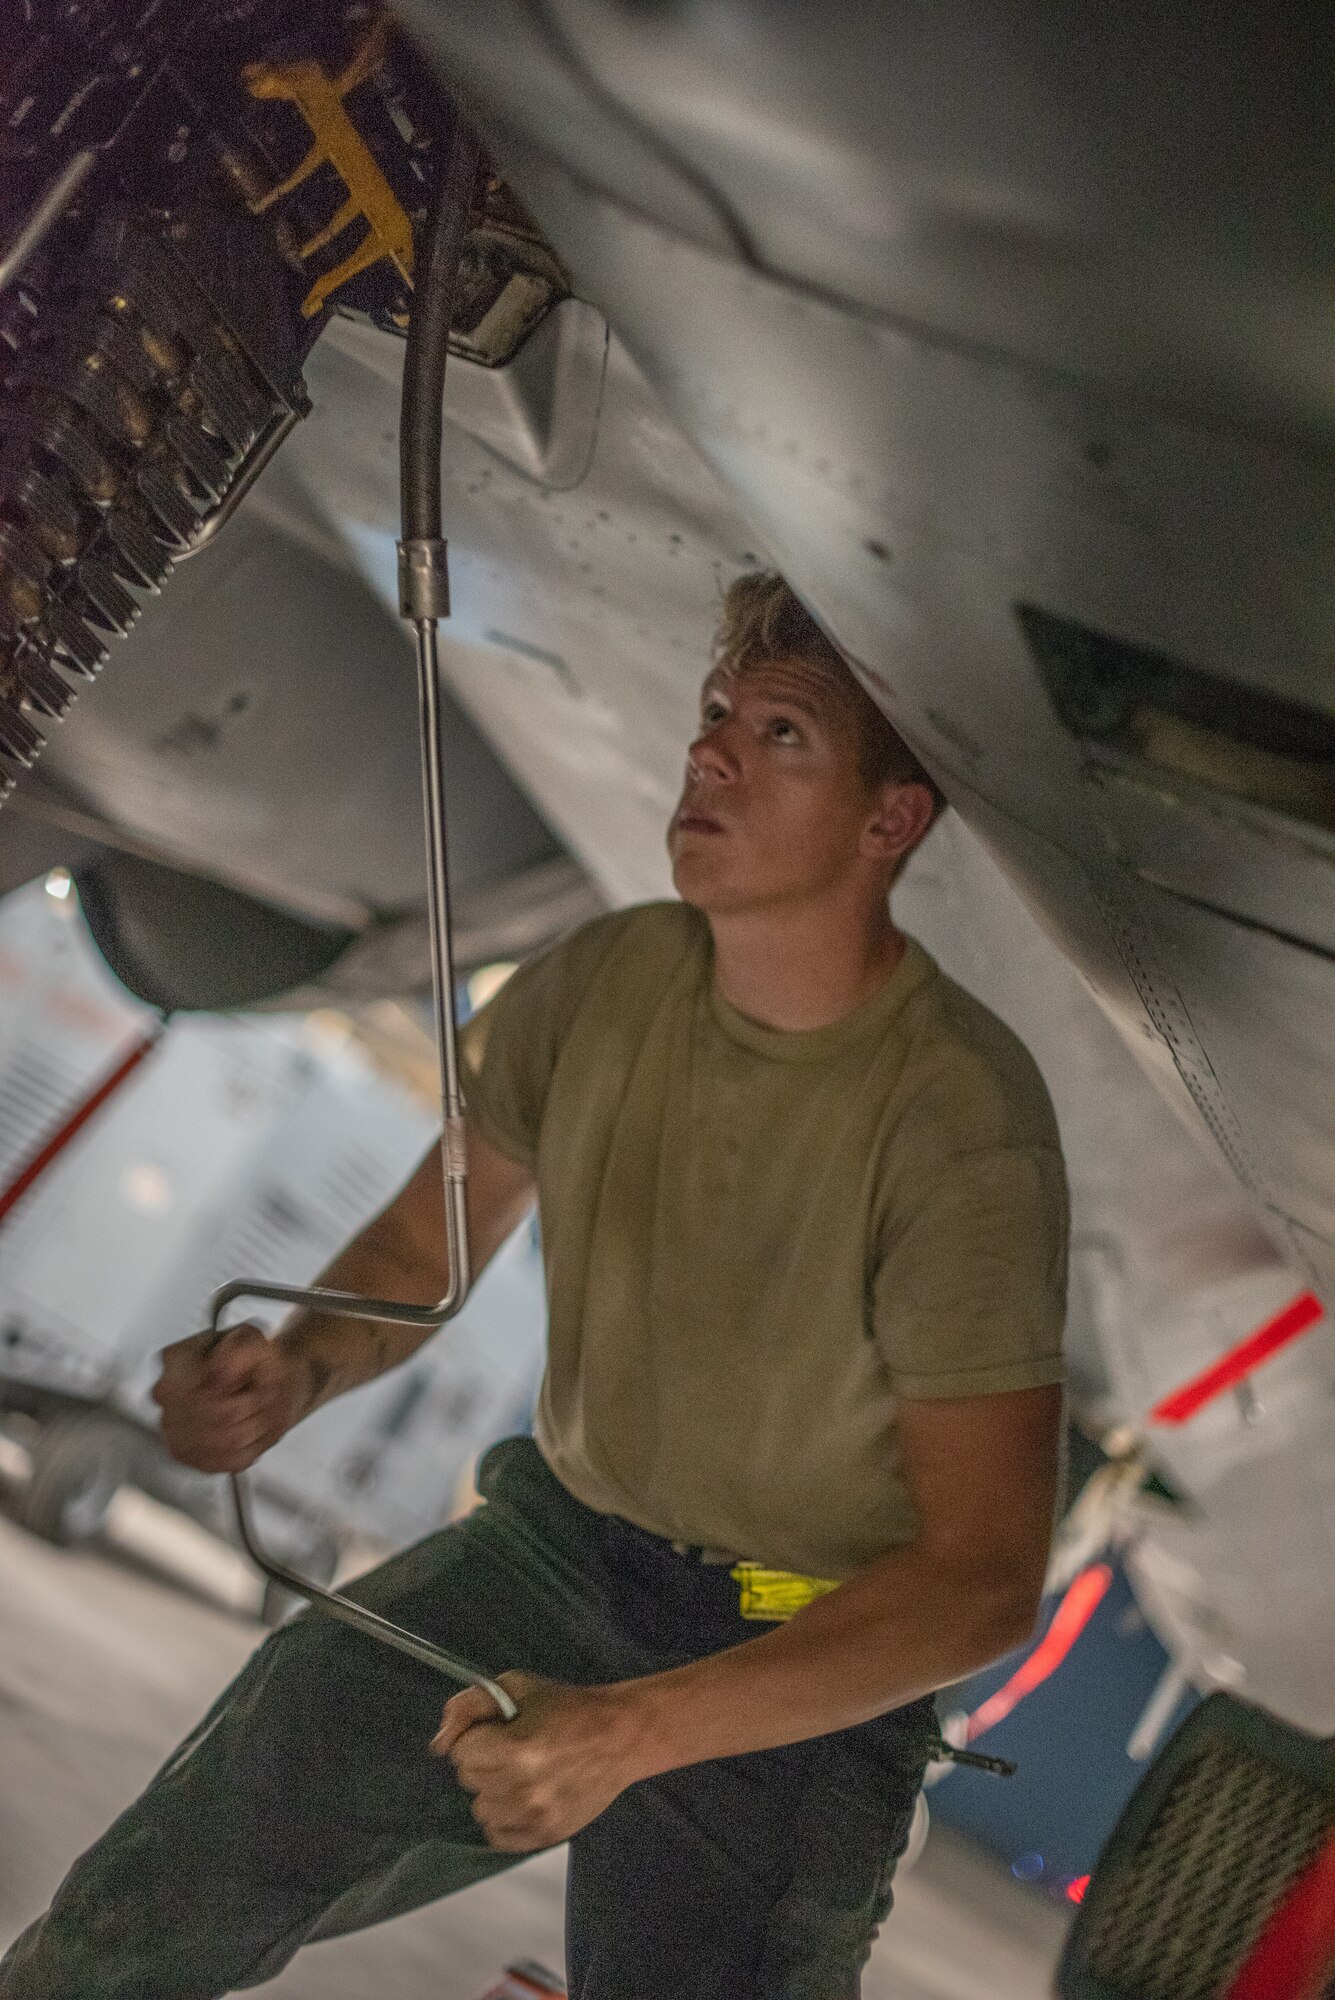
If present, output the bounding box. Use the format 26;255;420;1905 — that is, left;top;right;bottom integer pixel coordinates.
276;1198;450;1416
616;1540;1038;1778
268;1123;535;1425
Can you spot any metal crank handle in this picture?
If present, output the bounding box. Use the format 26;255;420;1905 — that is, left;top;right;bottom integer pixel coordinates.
202;1282;513;1720
226;1465;516;1721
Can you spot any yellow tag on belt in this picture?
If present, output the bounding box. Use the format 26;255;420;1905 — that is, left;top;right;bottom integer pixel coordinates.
731;1562;840;1621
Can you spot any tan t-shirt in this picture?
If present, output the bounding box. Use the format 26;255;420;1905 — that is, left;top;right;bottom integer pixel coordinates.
461;902;1068;1579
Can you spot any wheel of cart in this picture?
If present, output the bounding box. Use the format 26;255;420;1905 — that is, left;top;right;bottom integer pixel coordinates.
1057;1692;1335;2000
19;1409;139;1548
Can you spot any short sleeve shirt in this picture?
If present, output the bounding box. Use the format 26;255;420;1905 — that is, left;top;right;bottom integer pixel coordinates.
461;901;1068;1579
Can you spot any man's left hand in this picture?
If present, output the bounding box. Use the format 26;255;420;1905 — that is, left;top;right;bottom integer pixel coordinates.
430;1671;645;1852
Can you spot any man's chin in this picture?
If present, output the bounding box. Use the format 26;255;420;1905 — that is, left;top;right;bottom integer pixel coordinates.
670;850;722;911
670;854;754;916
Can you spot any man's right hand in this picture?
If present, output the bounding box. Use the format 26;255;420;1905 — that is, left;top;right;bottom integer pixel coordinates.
152;1324;312;1474
149;1122;536;1477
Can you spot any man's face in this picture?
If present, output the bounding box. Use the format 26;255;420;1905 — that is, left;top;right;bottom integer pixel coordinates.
668;654;887;915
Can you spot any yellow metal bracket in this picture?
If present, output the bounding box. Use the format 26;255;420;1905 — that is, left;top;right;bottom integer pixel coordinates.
731;1562;841;1621
243;25;416;318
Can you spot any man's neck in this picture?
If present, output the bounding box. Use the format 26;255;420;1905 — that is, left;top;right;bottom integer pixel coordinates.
706;898;907;1032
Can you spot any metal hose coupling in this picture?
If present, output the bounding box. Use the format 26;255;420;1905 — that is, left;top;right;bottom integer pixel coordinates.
398;536;450;620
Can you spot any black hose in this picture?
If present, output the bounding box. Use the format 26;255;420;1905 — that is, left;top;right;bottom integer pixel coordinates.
400;115;482;543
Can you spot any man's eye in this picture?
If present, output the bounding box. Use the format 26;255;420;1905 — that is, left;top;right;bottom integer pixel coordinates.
768;717;800;743
701;701;728;724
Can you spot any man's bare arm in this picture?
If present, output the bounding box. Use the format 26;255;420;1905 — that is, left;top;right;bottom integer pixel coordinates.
623;1381;1063;1770
153;1120;535;1473
278;1123;536;1412
429;1380;1063;1853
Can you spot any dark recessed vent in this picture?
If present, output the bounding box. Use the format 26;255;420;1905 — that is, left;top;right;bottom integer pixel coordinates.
1019;604;1335;833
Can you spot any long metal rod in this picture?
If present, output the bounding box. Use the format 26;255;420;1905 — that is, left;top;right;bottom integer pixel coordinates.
0;149;95;295
205;622;471;1347
204;616;505;1713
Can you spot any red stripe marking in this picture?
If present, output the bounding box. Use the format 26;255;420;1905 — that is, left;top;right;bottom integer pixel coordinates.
966;1564;1113;1742
1223;1827;1335;2000
0;1026;163;1225
1148;1293;1326;1426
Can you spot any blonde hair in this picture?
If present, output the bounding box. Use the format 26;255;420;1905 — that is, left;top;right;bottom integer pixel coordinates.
713;572;946;813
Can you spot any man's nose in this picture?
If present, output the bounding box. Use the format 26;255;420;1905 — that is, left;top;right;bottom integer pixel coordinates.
686;723;739;783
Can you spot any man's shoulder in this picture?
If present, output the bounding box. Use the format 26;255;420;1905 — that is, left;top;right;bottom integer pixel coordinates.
462;902;705;1156
550;898;703;982
894;943;1061;1156
610;898;706;948
524;899;705;1032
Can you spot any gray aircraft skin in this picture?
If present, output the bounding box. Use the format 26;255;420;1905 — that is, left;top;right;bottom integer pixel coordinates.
1;5;1331;1742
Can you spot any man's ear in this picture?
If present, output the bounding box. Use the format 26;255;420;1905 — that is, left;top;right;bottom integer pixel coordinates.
861;780;937;867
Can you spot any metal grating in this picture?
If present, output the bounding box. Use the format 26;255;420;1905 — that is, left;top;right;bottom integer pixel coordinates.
0;1039;86;1181
197;1187;321;1311
1085;1735;1334;2000
192;1145;407;1328
313;1143;394;1229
